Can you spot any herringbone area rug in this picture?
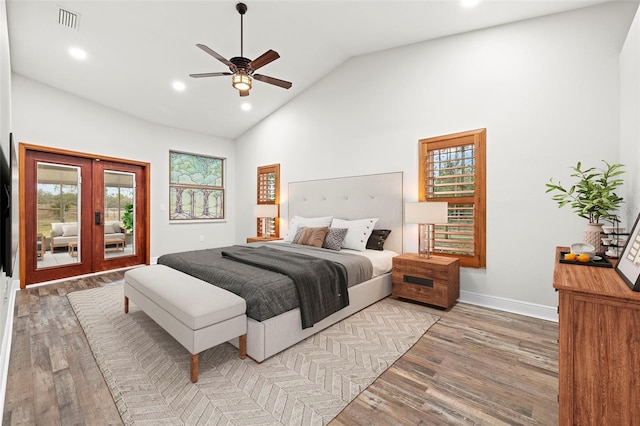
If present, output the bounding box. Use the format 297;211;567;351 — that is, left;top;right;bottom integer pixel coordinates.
68;283;439;425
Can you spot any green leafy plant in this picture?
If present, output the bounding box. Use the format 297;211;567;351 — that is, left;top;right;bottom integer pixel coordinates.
545;161;624;224
122;203;134;233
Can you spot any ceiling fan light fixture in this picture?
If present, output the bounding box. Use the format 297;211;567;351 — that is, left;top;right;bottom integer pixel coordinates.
190;2;291;94
232;72;252;91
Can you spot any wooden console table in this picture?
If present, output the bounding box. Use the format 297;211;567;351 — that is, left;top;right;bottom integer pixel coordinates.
553;246;640;425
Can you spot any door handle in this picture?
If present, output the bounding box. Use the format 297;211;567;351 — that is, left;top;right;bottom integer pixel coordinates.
95;211;102;225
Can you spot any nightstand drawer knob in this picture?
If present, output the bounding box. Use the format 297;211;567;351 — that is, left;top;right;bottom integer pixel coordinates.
403;275;433;288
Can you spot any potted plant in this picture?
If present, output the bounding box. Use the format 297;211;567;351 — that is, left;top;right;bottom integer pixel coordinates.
122;203;134;234
546;160;624;253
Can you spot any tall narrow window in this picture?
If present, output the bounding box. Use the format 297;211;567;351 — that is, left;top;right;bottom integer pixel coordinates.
419;129;486;268
257;164;280;237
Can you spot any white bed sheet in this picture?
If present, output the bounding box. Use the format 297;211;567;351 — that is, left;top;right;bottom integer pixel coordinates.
341;248;398;278
267;240;397;278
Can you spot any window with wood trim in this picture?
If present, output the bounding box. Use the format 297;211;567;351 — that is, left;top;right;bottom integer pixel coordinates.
419;129;486;268
256;164;280;237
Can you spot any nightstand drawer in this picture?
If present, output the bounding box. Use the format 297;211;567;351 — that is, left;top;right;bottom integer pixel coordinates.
392;254;459;309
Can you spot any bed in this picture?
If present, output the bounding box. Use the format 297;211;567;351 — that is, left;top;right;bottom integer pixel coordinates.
160;172;403;362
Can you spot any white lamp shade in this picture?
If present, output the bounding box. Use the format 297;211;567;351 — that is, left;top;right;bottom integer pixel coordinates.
405;202;448;224
254;204;278;218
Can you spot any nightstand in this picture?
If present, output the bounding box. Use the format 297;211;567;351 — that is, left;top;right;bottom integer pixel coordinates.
392;253;460;309
246;236;283;243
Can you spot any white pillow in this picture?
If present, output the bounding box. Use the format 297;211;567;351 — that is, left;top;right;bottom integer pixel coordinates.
107;222;123;234
62;224;78;237
51;222;64;237
284;216;333;242
331;218;379;251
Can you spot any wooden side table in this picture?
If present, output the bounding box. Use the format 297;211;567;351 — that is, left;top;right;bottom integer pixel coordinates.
36;233;46;260
246;236;283;243
68;241;78;258
554;246;640;424
392;253;460;309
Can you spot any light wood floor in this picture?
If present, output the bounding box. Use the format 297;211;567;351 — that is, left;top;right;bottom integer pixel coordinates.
2;272;558;425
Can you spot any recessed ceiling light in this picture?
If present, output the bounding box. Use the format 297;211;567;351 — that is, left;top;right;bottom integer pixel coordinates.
461;0;481;7
241;103;252;111
68;47;87;60
172;81;186;92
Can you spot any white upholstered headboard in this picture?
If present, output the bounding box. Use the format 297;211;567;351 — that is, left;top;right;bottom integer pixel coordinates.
288;172;403;254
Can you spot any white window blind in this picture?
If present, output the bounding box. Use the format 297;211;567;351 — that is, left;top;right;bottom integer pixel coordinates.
420;129;486;268
256;164;280;237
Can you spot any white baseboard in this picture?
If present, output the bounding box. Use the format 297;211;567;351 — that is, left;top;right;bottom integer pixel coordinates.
0;278;20;419
459;290;558;322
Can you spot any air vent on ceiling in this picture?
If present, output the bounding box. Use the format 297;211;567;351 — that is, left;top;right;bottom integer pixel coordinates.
58;7;80;30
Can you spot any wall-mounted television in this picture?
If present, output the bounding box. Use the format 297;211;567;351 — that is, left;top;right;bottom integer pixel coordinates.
1;133;17;277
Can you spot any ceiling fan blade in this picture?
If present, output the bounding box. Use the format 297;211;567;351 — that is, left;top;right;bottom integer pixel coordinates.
189;72;232;78
254;74;292;89
196;44;237;71
249;50;280;71
239;90;250;97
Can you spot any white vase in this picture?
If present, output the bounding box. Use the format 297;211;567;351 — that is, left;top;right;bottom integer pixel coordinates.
583;223;604;254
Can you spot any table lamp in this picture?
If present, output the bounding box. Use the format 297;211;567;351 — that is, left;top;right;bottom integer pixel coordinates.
254;204;279;238
405;201;448;258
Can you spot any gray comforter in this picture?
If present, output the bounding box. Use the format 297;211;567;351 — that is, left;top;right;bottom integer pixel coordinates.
157;243;373;325
221;245;348;329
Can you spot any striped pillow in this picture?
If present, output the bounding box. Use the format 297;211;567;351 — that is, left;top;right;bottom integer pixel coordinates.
296;227;329;248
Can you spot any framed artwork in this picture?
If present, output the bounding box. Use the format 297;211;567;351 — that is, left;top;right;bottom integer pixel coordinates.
615;212;640;291
169;151;225;221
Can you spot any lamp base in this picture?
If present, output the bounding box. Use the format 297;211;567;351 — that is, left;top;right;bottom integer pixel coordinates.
418;223;434;258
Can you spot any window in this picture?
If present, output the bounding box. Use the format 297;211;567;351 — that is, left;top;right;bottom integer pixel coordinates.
256;164;280;237
169;151;225;220
419;129;486;268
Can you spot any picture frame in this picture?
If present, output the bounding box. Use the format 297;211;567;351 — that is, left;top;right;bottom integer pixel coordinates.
615;212;640;291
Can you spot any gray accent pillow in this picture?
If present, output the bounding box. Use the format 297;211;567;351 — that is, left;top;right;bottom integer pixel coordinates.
322;228;348;251
292;226;306;244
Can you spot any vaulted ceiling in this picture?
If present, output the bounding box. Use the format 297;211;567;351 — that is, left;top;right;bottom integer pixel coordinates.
7;0;613;139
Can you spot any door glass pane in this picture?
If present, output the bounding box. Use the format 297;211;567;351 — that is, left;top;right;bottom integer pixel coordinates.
104;171;135;258
36;163;81;268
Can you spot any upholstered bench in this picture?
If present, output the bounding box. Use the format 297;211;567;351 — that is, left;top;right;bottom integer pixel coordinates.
124;264;247;383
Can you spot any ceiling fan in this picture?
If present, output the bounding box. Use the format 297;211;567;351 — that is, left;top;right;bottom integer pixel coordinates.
189;2;292;97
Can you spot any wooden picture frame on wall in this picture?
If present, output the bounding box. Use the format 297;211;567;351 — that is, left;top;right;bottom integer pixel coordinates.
615;212;640;291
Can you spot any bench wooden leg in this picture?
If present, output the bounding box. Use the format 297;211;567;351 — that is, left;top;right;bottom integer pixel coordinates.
239;334;247;359
124;296;129;313
190;353;199;383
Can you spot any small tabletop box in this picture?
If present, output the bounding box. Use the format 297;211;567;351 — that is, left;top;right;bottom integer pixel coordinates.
392;253;460;309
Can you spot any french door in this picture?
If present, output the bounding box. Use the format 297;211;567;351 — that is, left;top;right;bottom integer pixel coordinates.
21;145;149;286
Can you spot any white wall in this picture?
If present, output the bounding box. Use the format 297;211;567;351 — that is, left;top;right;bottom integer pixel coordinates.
0;0;10;331
0;0;17;415
235;2;638;315
11;74;237;260
621;6;640;225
